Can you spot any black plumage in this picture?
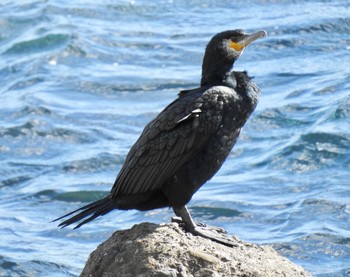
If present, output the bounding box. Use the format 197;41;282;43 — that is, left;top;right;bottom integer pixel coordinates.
54;29;266;244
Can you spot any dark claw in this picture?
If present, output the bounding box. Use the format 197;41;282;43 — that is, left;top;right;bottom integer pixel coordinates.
171;217;225;233
194;222;227;234
192;226;238;247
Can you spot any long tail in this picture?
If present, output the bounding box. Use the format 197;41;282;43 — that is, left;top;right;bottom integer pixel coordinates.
53;195;115;229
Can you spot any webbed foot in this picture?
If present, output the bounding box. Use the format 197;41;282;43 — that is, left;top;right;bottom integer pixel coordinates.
172;206;238;247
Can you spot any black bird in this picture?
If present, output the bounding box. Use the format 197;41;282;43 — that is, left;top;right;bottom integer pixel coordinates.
54;29;267;246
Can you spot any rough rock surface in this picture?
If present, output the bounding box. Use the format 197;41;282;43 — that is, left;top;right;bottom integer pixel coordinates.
80;222;311;277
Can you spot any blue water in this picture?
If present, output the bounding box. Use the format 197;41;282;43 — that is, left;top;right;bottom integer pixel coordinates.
1;0;350;276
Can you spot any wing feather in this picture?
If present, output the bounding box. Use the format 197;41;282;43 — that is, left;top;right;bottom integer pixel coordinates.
111;87;226;197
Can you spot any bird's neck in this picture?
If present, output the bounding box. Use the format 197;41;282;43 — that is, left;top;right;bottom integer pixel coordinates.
200;57;235;87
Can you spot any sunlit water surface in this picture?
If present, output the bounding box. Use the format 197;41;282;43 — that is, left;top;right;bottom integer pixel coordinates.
1;1;350;276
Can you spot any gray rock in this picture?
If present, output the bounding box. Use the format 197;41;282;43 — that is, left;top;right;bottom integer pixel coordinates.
80;222;311;277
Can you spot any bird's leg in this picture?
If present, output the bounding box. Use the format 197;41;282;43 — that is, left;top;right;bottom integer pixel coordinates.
171;207;225;233
172;206;238;247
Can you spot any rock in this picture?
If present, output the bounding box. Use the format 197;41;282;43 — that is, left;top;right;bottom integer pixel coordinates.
80;222;311;277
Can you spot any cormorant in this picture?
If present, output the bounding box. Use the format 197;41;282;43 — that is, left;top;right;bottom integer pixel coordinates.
54;29;267;246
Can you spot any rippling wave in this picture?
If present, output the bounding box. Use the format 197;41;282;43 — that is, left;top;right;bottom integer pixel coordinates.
1;0;350;276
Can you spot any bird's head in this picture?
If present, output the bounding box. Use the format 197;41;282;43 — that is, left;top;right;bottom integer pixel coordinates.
201;29;267;86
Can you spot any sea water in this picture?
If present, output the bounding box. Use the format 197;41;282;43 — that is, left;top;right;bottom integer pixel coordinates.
1;0;350;276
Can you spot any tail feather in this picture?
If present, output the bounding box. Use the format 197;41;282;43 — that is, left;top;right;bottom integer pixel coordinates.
53;195;115;229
